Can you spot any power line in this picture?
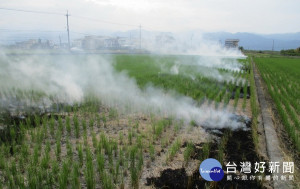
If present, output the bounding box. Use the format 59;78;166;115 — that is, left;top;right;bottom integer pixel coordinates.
0;7;156;31
0;7;64;16
0;28;64;33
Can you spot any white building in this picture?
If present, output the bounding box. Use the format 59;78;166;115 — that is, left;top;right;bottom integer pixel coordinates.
225;39;239;48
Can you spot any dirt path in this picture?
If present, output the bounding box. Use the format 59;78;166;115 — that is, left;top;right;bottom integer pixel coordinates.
253;60;294;189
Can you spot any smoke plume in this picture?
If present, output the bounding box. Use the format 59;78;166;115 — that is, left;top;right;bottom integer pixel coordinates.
0;51;247;130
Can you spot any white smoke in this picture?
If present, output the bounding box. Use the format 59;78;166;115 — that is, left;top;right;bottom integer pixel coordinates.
0;52;246;129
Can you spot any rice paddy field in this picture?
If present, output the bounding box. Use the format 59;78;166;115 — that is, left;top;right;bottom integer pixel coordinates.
0;52;298;188
255;57;300;153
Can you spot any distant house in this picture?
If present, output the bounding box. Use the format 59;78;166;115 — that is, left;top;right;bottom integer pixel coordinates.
77;36;131;50
225;39;239;48
15;39;38;49
15;39;54;49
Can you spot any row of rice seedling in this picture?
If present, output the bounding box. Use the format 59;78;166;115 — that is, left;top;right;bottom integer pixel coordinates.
255;57;300;152
0;54;251;188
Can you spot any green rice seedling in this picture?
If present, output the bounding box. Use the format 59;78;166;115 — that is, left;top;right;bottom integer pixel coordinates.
77;143;83;166
234;87;240;108
137;135;143;149
114;160;120;183
89;118;94;131
33;145;39;164
184;142;194;165
18;122;26;142
10;160;17;177
130;165;139;188
10;127;16;142
58;116;64;134
18;154;26;173
45;140;51;154
119;131;124;145
128;130;133;145
96;114;101;128
155;122;163;138
119;147;124;166
71;162;80;189
101;172;113;189
129;145;138;168
109;160;115;176
107;144;113;165
56;139;61;161
174;122;180;134
120;174;125;189
112;139;118;157
51;160;59;181
149;143;155;161
15;174;25;189
30;130;35;142
3;144;11;158
135;121;139;133
73;114;80;138
166;138;181;162
91;132;97;150
109;108;118;120
41;147;50;169
49;117;55;137
28;170;38;189
96;151;105;174
41;117;48;138
83;132;88;147
34;115;40;127
100;133;109;155
82;119;87;133
66;116;71;135
217;131;230;163
85;147;95;189
0;151;5;169
101;112;107;127
25;117;31;128
8;175;15;189
20;143;29;163
59;160;69;189
242;82;248;110
66;139;73;161
137;149;143;171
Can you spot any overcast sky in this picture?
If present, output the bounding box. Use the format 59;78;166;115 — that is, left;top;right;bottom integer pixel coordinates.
1;0;300;35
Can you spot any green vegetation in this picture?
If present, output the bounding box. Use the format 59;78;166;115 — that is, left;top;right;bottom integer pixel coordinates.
166;138;181;162
249;58;259;152
280;47;300;56
0;54;252;188
183;142;194;165
255;57;300;152
114;55;248;103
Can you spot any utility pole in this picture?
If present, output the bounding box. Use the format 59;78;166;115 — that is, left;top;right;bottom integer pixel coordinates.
139;24;141;51
272;40;274;52
66;11;70;50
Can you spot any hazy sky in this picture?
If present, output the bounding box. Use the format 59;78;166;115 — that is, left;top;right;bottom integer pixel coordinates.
1;0;300;34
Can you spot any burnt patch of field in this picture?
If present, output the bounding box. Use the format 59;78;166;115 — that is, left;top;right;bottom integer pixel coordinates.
146;120;266;189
